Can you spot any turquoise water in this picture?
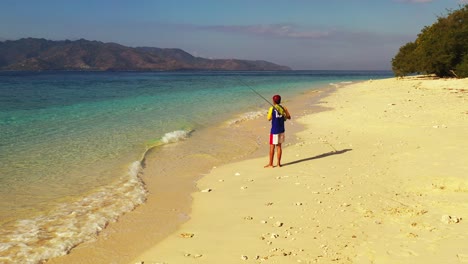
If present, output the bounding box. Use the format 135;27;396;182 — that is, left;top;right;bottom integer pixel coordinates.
0;70;392;263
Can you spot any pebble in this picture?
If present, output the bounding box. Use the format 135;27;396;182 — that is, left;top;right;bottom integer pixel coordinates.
180;233;194;238
441;215;462;224
275;221;284;227
201;188;212;193
235;172;241;176
241;255;248;260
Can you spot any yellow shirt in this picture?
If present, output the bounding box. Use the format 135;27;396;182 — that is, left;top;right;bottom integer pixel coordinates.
267;105;288;120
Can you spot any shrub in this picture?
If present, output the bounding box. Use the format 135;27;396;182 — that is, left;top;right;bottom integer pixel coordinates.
392;5;468;78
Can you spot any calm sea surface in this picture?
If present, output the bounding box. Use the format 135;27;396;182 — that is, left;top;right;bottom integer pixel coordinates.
0;70;392;263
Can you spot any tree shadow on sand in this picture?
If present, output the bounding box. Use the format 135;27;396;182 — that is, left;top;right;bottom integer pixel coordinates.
282;149;353;167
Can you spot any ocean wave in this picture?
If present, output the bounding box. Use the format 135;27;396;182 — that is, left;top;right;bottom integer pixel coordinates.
0;129;194;263
226;110;265;126
0;161;147;264
161;130;191;144
329;81;354;88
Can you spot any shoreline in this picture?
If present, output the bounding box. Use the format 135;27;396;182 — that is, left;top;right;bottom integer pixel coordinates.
132;76;468;263
47;81;336;263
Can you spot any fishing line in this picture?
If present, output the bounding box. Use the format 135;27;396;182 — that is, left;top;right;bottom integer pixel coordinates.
235;76;289;115
234;77;275;108
233;76;292;123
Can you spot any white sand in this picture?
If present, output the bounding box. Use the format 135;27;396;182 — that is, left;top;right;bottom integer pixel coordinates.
131;77;468;264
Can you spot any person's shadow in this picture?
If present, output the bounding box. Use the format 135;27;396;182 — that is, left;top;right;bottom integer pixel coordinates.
281;149;352;167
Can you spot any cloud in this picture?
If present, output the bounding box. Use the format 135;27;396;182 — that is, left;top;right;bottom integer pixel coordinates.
201;23;411;45
166;22;413;49
460;0;468;4
395;0;433;3
177;23;331;40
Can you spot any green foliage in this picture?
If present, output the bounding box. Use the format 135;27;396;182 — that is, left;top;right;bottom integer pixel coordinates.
392;5;468;78
456;55;468;77
392;42;419;77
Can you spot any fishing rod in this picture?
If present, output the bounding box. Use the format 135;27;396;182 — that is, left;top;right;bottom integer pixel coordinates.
234;76;290;121
235;76;289;119
237;77;339;153
235;77;276;108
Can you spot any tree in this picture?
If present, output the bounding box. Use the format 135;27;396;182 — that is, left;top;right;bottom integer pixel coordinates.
392;5;468;78
392;41;419;77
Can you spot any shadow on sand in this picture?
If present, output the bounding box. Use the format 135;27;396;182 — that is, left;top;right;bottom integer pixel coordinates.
282;149;353;167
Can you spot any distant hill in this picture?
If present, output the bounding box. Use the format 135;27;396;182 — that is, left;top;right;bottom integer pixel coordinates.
0;38;291;71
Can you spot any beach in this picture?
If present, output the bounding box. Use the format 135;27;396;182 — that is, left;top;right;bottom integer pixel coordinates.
2;71;394;263
131;77;468;264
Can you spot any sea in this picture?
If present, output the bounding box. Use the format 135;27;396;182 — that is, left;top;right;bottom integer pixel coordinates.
0;70;392;263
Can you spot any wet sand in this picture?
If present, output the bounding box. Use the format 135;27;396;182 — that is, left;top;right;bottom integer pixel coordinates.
47;82;330;263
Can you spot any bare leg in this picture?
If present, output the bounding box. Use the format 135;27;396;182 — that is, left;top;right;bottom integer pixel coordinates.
264;144;275;168
276;144;282;167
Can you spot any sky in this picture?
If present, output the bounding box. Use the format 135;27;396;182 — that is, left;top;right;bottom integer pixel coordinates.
0;0;466;70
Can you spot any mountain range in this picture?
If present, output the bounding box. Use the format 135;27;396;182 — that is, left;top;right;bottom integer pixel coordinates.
0;38;291;71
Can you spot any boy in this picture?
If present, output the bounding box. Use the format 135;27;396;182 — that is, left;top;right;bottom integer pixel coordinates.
265;94;291;168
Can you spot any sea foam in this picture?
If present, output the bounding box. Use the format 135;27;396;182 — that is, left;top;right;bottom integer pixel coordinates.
226;110;265;126
329;81;354;88
161;130;190;144
0;161;147;264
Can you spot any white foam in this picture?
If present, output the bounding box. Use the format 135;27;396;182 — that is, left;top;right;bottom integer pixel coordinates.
329;81;353;88
161;130;190;144
0;161;147;264
227;110;265;126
